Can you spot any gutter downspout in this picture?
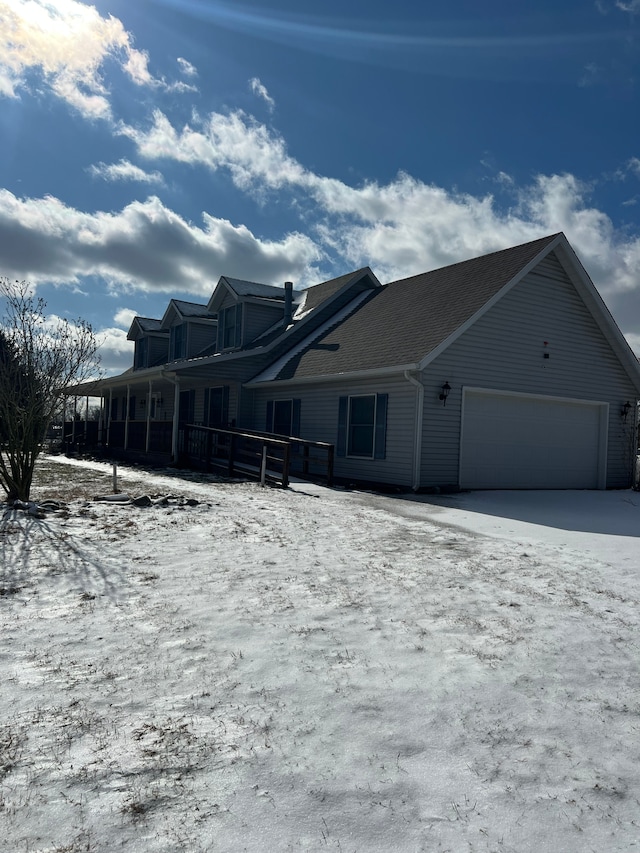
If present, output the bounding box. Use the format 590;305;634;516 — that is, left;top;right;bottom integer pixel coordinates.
404;369;424;492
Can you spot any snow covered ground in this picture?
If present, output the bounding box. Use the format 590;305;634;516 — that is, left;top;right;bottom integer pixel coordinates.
2;456;640;853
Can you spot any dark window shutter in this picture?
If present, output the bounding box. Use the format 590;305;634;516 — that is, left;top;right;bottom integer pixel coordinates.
234;304;243;347
204;388;210;426
292;399;301;437
337;396;348;457
374;393;388;459
266;400;274;432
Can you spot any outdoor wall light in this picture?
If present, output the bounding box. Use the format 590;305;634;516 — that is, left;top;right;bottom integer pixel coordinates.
439;381;451;406
621;401;632;421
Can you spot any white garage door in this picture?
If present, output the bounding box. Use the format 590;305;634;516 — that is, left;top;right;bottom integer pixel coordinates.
459;389;607;489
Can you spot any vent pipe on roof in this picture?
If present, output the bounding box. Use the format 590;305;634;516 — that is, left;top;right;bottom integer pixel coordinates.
283;281;293;327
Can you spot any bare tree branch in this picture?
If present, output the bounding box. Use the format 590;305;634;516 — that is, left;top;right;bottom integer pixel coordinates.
0;279;100;501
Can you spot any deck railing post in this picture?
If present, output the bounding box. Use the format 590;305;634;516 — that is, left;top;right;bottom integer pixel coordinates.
260;444;267;486
206;429;213;471
282;442;290;488
327;444;334;487
228;432;236;477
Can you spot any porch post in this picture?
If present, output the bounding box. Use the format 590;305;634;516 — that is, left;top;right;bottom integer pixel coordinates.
171;377;181;461
98;395;104;445
71;398;77;442
107;388;112;446
124;383;130;450
145;380;152;453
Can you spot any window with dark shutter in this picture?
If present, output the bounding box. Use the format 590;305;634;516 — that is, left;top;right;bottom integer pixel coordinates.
337;393;387;460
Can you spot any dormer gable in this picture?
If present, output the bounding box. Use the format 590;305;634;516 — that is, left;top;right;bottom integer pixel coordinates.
127;317;169;370
159;299;217;361
207;277;298;353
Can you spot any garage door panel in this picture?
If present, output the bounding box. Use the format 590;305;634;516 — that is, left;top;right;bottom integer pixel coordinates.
459;390;606;489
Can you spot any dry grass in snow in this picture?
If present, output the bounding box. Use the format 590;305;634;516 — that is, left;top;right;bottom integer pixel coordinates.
1;456;640;852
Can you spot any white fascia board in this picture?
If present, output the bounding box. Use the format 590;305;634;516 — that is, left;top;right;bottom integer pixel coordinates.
246;363;417;389
417;234;566;371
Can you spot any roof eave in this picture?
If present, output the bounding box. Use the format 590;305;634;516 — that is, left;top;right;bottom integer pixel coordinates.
246;363;417;388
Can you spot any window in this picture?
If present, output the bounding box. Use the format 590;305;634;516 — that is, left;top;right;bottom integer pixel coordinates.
134;337;148;369
204;386;229;427
127;395;136;421
170;324;185;360
266;399;301;436
219;304;242;350
337;394;388;459
348;395;375;456
110;397;119;421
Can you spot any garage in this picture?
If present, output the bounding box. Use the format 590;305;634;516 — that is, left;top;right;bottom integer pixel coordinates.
459;388;608;489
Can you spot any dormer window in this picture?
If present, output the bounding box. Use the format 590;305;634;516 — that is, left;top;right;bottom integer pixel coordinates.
170;324;185;359
134;337;148;369
219;304;242;350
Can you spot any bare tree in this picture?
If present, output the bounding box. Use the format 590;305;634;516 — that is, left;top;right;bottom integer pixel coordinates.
0;279;99;502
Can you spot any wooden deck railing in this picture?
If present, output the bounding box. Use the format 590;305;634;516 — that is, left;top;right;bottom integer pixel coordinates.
180;425;334;488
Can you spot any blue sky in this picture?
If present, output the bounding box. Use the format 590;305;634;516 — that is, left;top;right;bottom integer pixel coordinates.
1;0;640;374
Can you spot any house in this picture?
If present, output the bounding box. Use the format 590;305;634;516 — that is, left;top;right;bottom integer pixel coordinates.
68;233;640;490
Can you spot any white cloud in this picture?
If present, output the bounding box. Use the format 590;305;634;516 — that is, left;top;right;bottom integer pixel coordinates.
0;0;164;118
628;157;640;178
177;57;197;77
623;330;640;356
250;76;275;111
0;189;323;294
122;109;640;302
96;326;134;375
119;109;307;190
88;159;164;185
113;308;138;329
616;0;640;11
578;62;600;87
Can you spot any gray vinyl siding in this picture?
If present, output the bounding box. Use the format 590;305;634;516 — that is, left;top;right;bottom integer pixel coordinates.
218;293;237;311
194;384;238;426
243;303;285;346
252;375;417;486
420;253;638;488
149;335;169;366
187;322;216;357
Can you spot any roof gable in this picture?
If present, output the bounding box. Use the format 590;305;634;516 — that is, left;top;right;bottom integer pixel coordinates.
127;316;166;341
254;234;562;381
207;277;290;313
160;299;215;329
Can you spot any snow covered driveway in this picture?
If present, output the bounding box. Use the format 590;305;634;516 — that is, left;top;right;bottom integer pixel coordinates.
2;457;640;852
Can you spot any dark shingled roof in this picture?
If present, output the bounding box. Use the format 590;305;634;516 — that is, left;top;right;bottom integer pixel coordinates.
172;299;216;319
222;278;289;301
298;268;373;314
134;318;164;332
271;234;560;380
